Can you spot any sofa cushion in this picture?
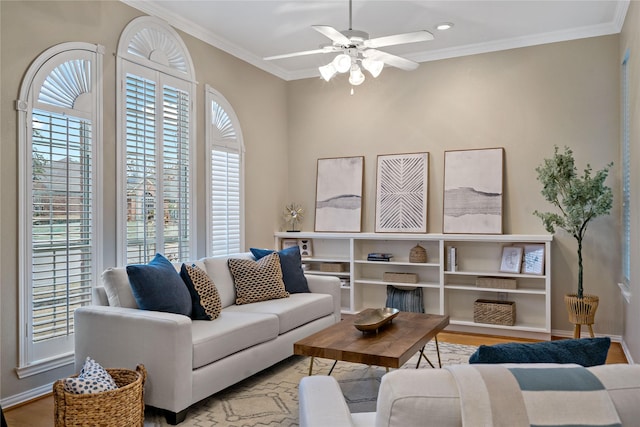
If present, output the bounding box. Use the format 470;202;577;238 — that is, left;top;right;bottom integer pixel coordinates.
228;253;289;305
102;267;138;308
250;246;310;294
127;253;192;316
224;293;333;334
201;253;254;308
191;312;279;369
468;337;611;367
181;264;222;320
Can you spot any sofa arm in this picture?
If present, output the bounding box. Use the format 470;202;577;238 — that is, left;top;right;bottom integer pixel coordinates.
74;306;193;413
305;274;341;322
299;376;355;427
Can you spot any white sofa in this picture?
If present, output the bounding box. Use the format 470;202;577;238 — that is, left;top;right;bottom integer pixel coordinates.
74;253;341;424
299;363;640;427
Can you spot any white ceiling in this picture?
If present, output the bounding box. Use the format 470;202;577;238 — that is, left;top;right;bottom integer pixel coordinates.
123;0;629;81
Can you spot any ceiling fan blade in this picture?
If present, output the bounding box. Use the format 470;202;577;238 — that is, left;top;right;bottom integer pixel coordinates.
312;25;352;46
364;49;419;71
264;46;337;61
364;30;434;49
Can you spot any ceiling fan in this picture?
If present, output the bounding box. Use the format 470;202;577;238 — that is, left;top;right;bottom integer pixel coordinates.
264;0;434;85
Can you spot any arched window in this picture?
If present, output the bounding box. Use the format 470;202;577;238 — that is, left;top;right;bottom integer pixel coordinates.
16;42;103;375
117;16;196;264
206;86;245;256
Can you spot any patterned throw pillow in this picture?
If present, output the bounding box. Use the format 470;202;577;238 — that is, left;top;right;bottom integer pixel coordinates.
63;357;118;394
228;253;289;305
180;263;222;320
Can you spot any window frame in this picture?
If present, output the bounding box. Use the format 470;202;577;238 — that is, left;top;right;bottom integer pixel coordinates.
205;85;245;256
16;42;104;377
116;16;197;265
620;48;631;303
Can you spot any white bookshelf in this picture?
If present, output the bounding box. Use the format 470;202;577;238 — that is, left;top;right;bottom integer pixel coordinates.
275;232;552;339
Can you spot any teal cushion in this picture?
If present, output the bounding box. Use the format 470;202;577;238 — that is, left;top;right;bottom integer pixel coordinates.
250;246;310;293
468;337;610;367
126;253;192;316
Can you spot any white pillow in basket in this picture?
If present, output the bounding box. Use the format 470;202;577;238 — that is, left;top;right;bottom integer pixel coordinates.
63;357;118;394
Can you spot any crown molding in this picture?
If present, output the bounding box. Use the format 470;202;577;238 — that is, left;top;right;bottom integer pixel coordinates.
121;0;630;82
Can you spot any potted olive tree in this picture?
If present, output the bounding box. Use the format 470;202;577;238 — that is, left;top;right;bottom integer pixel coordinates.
533;146;613;338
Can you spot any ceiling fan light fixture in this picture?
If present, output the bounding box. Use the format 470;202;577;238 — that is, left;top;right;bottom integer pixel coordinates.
319;63;337;81
362;58;384;78
349;65;365;86
333;53;352;73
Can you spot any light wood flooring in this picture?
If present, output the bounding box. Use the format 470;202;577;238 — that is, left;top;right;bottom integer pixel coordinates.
3;332;628;427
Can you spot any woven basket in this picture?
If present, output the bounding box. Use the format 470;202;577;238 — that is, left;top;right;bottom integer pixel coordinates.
473;299;516;326
54;364;146;427
383;272;418;284
409;244;427;263
564;294;599;325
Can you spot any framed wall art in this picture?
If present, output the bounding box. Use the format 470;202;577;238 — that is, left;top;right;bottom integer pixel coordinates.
500;246;523;273
375;152;429;233
314;156;364;232
443;147;504;234
523;244;545;275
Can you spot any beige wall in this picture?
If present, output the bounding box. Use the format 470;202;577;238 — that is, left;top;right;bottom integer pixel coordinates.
620;1;640;364
0;1;288;400
287;35;622;337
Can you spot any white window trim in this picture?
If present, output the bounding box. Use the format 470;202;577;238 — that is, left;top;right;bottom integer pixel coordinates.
620;48;631;304
116;16;197;265
15;42;104;375
205;85;245;256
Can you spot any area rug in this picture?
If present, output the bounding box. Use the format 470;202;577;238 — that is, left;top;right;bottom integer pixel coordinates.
144;341;476;426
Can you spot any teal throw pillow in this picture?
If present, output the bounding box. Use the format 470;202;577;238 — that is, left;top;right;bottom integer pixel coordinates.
250;246;310;293
127;253;192;316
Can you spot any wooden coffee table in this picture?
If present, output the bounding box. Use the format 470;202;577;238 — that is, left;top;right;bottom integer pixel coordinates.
294;311;449;375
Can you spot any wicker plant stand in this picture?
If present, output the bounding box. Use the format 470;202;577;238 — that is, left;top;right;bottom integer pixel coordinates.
53;364;146;427
565;294;599;338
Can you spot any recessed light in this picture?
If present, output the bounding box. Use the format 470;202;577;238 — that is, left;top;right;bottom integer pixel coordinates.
436;22;454;31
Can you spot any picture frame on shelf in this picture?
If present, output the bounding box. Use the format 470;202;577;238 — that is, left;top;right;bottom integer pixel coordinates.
500;246;523;273
523;244;545;275
443;147;504;234
281;238;299;250
375;152;429;233
298;239;313;257
314;156;364;232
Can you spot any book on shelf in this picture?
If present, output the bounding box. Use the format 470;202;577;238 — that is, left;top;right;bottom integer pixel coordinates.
367;253;393;261
447;246;457;272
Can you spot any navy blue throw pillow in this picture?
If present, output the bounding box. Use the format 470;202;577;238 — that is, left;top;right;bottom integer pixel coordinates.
468;337;610;367
126;253;192;316
250;246;310;293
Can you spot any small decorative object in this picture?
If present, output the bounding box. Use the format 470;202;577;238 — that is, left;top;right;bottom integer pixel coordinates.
375;152;429;233
281;238;299;250
298;239;313;257
409;244;427;263
314;156;364;232
473;299;516;326
534;145;613;337
499;246;523;273
447;246;457;272
443;148;504;234
283;203;304;232
353;307;399;333
523;244;545;275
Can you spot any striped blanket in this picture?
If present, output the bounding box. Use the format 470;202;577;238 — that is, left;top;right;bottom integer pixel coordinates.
445;364;622;427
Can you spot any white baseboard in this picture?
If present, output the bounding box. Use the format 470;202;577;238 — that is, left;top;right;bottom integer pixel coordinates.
550;328;622;342
1;382;53;409
621;339;635;364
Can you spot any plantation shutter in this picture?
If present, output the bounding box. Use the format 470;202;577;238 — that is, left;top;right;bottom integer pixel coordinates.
622;53;630;284
124;67;191;264
31;110;93;344
211;149;241;256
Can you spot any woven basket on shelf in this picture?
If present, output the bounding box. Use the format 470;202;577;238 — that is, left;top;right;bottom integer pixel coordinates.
409;244;427;263
53;364;146;427
473;299;516;326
